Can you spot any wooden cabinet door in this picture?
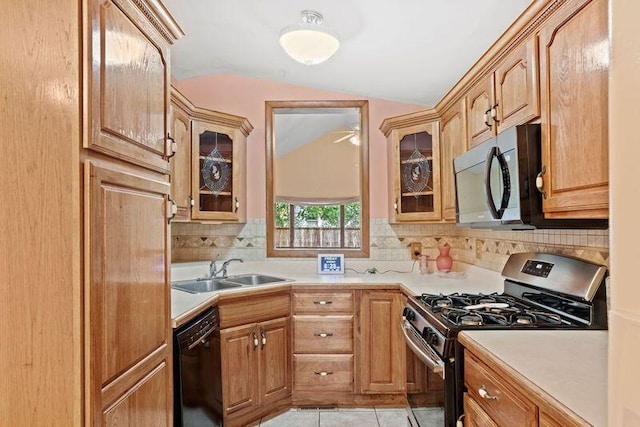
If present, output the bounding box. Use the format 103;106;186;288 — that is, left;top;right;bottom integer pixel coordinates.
87;0;171;173
393;121;442;222
463;393;499;427
539;0;609;218
220;323;258;415
191;121;243;221
103;363;169;427
85;162;171;423
495;36;540;133
257;317;291;406
466;74;496;148
360;291;405;393
440;99;467;221
406;348;425;393
169;96;192;221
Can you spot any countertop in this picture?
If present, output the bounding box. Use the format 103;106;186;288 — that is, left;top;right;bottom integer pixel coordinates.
459;330;607;426
171;260;503;328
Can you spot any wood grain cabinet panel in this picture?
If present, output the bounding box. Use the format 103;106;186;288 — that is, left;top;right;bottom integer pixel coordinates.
495;36;540;133
463;393;499;427
293;291;354;314
539;0;609;218
87;0;172;173
170;88;192;221
294;354;354;392
103;363;169;427
464;351;537;427
85;162;171;424
360;291;405;393
293;315;354;353
220;323;258;415
257;317;291;406
466;75;496;148
440;99;467;221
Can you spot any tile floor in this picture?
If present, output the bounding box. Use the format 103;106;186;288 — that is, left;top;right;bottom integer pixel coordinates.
256;407;444;427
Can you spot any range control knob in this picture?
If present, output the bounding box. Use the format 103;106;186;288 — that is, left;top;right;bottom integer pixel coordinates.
422;327;439;346
402;307;415;321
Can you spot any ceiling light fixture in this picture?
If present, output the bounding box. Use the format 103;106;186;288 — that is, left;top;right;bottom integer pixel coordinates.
279;10;340;66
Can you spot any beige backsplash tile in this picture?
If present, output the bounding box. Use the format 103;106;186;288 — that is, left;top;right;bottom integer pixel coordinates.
171;219;609;271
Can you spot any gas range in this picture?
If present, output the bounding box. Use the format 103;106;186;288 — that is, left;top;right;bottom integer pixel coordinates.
402;252;608;427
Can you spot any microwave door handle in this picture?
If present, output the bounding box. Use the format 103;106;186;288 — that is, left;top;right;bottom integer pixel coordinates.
496;150;511;218
484;146;500;219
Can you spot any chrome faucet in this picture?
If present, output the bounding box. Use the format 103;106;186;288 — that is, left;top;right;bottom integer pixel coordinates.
208;257;244;279
220;258;243;278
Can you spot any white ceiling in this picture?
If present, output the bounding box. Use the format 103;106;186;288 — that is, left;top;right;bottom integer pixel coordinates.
164;0;531;106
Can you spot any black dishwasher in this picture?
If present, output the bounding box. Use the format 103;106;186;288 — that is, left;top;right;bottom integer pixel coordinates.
173;307;223;427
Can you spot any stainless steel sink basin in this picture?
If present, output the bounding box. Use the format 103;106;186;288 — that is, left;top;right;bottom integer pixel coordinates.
172;278;241;294
222;274;291;286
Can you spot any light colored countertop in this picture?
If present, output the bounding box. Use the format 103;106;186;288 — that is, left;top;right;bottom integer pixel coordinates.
171;260;503;327
459;330;607;427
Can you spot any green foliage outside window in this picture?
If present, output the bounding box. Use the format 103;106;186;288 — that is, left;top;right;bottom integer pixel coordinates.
275;202;361;228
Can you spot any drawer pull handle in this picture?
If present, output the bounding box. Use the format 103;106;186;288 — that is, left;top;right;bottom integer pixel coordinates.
314;332;334;338
313;301;332;305
478;385;498;401
314;371;333;376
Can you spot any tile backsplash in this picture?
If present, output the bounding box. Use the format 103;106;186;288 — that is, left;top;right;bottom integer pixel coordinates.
171;219;609;272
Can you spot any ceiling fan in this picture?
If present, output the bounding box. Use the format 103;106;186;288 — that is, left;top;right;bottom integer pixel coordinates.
331;124;361;145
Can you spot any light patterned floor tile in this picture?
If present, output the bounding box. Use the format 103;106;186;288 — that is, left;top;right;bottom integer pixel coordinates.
260;408;319;427
319;410;379;427
375;408;408;427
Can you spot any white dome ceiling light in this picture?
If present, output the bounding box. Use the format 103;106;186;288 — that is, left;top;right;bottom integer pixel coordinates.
279;10;340;66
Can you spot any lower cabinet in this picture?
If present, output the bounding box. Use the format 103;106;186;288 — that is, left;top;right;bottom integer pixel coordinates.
462;344;588;427
359;290;406;393
218;293;291;426
103;363;169;426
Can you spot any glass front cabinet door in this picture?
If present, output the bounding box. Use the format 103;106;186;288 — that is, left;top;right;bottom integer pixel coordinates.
388;120;441;222
191;120;249;222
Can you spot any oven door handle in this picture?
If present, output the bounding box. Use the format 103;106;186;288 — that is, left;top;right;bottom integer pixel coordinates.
400;320;445;379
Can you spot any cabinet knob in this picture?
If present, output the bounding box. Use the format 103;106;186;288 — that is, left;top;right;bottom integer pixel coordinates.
235;197;239;213
314;371;333;376
478;385;498;401
483;108;493;129
166;133;177;159
252;332;259;349
313;332;334;338
394;199;398;213
167;199;177;224
313;300;332;305
536;166;547;199
260;329;266;348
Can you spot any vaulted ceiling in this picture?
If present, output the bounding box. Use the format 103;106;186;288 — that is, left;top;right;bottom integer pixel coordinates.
165;0;531;106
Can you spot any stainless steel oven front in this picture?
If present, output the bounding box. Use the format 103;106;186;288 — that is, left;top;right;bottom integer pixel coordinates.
401;307;453;427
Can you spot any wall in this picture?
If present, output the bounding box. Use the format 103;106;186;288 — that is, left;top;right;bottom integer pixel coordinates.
172;74;609;270
608;0;640;423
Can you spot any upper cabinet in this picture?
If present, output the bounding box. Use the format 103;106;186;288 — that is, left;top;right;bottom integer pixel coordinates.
170;88;193;221
537;0;609;219
382;112;442;222
168;86;253;223
86;0;182;174
466;35;540;149
440;99;467;222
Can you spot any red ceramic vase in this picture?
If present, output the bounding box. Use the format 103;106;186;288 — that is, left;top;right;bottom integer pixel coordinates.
436;246;453;272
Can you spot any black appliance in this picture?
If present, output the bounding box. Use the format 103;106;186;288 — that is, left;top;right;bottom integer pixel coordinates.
173;307;222;427
401;252;608;427
453;124;608;229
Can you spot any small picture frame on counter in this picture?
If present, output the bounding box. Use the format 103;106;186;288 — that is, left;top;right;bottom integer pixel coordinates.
317;254;344;274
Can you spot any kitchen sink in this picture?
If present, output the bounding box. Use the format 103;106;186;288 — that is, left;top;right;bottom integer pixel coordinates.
172;278;241;294
220;274;291;286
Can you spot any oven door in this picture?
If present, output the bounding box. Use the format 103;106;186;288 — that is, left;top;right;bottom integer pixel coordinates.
401;320;449;427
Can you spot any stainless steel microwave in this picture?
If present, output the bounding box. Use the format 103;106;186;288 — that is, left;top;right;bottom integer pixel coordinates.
453;124;607;229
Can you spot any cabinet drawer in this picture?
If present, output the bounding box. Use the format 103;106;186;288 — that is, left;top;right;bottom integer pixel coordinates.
219;293;291;329
293;291;354;314
293;354;354;392
293;315;353;353
464;351;537;427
